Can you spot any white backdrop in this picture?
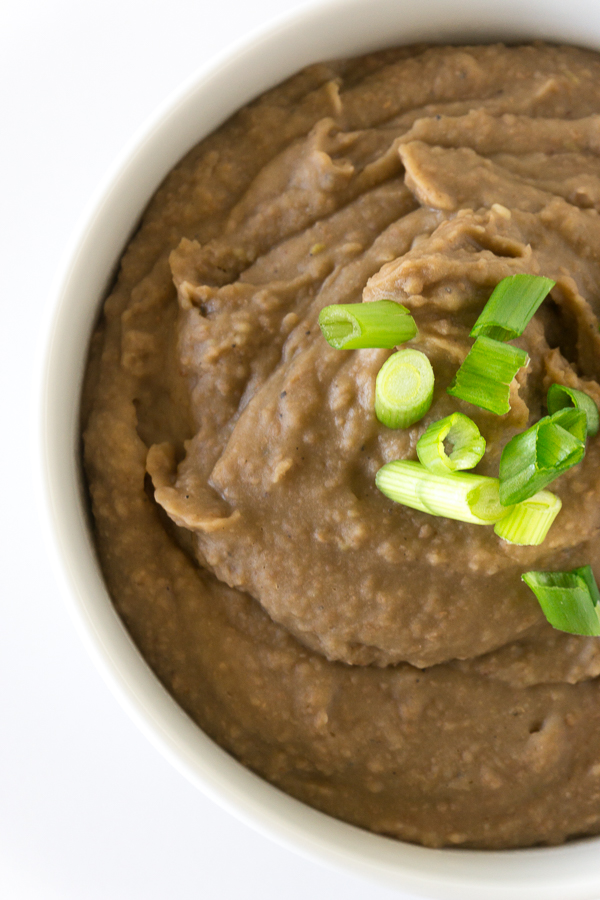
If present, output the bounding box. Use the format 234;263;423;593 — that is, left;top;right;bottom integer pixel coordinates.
0;1;417;898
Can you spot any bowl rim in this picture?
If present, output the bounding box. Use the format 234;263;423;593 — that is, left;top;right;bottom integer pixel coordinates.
35;0;600;896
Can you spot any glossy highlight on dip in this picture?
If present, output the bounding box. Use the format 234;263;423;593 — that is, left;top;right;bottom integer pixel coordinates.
83;43;600;849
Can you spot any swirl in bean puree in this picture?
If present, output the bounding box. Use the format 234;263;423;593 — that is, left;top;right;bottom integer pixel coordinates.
83;44;600;848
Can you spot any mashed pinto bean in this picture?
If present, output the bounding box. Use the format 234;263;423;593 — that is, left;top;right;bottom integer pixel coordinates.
83;43;600;848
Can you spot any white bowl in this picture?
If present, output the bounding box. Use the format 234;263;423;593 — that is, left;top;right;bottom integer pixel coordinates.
37;0;600;897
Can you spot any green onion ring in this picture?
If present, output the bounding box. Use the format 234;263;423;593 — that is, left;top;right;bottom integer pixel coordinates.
471;274;555;342
416;412;486;475
547;383;599;437
522;567;600;636
318;300;418;350
375;349;434;429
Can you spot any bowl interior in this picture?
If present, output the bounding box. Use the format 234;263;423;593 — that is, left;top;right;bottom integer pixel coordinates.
38;1;600;897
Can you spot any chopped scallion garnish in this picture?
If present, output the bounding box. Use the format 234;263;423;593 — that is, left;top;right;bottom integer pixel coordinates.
494;490;561;545
318;300;418;350
471;274;555;342
522;566;600;636
550;406;589;443
375;460;511;524
499;408;586;505
447;336;529;415
416;412;486;475
375;349;434;429
547;383;599;437
573;565;600;608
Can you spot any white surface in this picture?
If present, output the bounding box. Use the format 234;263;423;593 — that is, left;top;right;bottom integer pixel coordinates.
34;0;600;894
6;2;600;899
0;1;408;898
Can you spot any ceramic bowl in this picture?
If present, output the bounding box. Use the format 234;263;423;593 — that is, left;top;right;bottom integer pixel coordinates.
37;0;600;897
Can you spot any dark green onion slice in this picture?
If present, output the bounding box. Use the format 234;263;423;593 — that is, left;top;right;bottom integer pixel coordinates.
471;274;555;341
375;460;511;524
522;567;600;636
494;490;561;545
447;336;529;415
499;408;586;505
416;413;486;475
375;350;434;429
550;406;588;443
547;383;599;437
573;565;600;607
318;300;418;350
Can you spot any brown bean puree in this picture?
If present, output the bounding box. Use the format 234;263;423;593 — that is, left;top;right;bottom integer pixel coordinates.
83;43;600;848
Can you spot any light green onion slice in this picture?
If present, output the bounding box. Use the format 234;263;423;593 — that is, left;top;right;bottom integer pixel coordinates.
471;274;555;341
494;490;561;545
499;408;586;505
318;300;418;350
447;336;529;415
547;383;599;437
416;413;486;474
375;460;512;524
375;349;434;429
522;567;600;636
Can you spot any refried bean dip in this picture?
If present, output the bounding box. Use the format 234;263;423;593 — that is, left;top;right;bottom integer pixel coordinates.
83;43;600;848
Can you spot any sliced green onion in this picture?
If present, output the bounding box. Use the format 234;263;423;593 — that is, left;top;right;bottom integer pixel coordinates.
375;460;512;524
548;406;588;442
375;349;434;429
318;300;418;350
494;490;561;545
447;336;529;415
416;413;486;474
573;565;600;607
522;567;600;636
499;408;586;505
471;274;555;341
547;383;599;437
